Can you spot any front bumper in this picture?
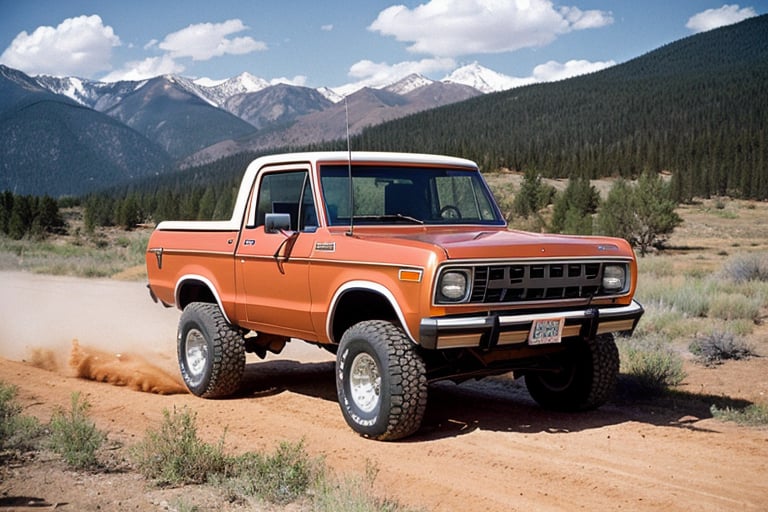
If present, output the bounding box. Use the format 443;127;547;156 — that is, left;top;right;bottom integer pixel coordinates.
419;300;644;350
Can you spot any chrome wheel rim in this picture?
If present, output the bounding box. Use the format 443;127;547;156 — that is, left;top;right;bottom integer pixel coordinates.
349;352;381;413
184;328;208;385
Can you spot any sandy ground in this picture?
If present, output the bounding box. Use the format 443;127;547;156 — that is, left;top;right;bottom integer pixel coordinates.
1;270;767;511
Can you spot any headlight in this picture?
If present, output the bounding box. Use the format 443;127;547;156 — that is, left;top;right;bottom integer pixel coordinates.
438;270;469;302
602;264;626;291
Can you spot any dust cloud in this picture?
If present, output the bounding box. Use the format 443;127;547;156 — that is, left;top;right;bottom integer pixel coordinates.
69;339;187;394
0;271;185;394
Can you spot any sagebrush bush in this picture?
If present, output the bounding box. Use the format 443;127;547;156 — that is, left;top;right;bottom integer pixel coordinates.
689;330;755;366
48;392;105;469
224;440;321;505
720;252;768;283
616;335;686;398
0;381;41;452
132;406;227;486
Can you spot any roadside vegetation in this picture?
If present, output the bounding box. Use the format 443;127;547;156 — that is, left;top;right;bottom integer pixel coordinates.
0;388;421;511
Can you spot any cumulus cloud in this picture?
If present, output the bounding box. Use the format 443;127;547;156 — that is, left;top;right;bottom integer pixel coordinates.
532;59;616;82
100;55;185;82
368;0;612;57
321;24;334;32
270;75;308;86
686;4;757;33
0;14;120;77
158;19;266;61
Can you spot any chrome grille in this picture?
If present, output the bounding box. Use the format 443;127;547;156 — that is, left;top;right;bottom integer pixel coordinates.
468;262;609;304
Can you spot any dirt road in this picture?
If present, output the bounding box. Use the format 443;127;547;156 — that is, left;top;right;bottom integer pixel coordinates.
1;271;767;511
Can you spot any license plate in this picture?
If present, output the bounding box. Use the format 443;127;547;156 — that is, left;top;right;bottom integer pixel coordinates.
528;317;564;345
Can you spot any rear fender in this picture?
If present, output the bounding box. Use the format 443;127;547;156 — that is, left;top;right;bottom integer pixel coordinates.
175;274;232;324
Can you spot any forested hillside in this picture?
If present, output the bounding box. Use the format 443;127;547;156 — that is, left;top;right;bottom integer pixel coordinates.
0;66;173;196
356;14;768;201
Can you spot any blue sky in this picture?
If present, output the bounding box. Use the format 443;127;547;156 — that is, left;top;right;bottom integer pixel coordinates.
0;0;764;90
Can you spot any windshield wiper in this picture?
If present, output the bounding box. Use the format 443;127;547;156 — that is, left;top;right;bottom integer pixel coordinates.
352;214;424;225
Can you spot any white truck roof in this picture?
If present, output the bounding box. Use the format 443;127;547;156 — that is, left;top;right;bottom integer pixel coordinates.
157;151;479;232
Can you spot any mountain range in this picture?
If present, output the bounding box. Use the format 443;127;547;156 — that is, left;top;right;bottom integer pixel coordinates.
2;63;499;196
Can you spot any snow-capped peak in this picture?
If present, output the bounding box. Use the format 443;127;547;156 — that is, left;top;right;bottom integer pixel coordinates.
194;72;270;106
443;62;522;93
384;73;434;95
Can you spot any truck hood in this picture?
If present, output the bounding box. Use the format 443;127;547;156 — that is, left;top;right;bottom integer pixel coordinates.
360;229;635;260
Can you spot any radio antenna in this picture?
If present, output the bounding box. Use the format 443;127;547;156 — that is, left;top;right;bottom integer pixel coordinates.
345;96;355;236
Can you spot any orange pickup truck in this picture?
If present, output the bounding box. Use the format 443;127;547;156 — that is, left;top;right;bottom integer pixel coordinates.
146;151;643;440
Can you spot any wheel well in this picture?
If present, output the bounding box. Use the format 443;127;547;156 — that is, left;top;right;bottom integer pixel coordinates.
177;280;217;310
331;289;398;343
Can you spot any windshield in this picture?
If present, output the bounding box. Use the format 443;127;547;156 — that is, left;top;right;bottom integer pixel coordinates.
320;164;504;226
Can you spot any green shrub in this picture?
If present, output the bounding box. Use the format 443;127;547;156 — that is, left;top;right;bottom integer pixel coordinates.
131;406;227;486
0;381;42;452
711;403;768;426
48;392;105;469
616;335;686;398
224;440;320;505
689;331;755;366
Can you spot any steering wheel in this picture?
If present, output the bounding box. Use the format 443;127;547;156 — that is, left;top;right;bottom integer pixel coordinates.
440;205;462;219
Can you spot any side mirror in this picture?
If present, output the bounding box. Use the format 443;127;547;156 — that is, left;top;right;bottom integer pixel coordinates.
264;213;291;234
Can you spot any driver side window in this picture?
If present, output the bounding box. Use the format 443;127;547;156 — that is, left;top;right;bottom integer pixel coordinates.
254;171;317;231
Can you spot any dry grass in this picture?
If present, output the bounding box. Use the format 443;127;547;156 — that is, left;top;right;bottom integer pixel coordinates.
0;207;151;280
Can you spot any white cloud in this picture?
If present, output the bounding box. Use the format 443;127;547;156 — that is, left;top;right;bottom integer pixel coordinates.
686;4;757;33
158;19;266;61
270;75;308;86
532;59;616;82
368;0;612;57
0;14;120;77
321;24;334;32
100;55;185;82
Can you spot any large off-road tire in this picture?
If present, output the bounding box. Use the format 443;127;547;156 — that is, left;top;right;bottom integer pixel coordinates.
178;302;245;398
336;320;427;441
524;333;619;411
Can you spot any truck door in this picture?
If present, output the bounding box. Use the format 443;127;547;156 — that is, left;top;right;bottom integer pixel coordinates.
236;166;319;338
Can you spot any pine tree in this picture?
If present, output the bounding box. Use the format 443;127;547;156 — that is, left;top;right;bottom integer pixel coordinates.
550;177;600;234
8;195;33;240
0;191;13;235
117;194;142;230
597;173;682;256
512;170;555;219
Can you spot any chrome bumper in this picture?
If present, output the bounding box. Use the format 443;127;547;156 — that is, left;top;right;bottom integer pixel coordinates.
419;300;644;350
